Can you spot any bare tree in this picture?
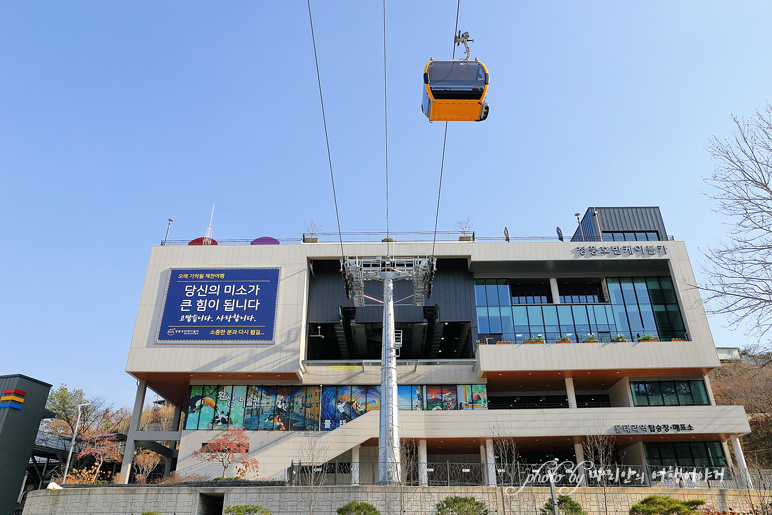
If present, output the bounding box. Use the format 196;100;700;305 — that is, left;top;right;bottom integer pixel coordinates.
711;353;772;467
397;439;420;514
455;217;474;237
582;433;620;515
305;219;324;238
490;426;521;486
702;103;772;349
295;434;330;515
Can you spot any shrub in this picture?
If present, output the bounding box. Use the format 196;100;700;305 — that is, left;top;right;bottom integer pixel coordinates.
142;512;160;515
337;501;380;514
224;505;272;515
630;495;705;515
436;496;489;515
540;495;587;515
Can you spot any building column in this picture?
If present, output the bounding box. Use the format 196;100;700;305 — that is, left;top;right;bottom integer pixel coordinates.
703;374;716;405
418;439;428;486
722;440;734;468
119;380;147;483
485;439;497;487
351;445;360;485
573;442;587;487
164;403;182;476
550;278;561;304
565;377;577;409
731;435;752;487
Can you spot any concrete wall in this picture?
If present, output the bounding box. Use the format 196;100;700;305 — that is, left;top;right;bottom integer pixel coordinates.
24;485;769;515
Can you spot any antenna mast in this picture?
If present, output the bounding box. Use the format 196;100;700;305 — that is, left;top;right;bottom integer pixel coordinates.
204;204;215;245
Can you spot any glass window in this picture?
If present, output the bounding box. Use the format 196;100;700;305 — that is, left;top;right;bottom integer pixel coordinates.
501;307;514;341
498;281;511;307
690;380;710;405
624;232;637;241
674;443;694;466
647;232;659;241
646;277;665;304
706;442;726;467
488;306;502;333
635;232;647;241
659;277;678;304
474;281;487;307
602;232;614;241
513;306;528;326
675;381;693;405
646;443;661;463
645;382;664;405
476;307;489;334
527;305;545;335
593;304;608;325
660;381;678;406
630;382;649;406
486;281;500;306
659;443;677;466
557;305;574;336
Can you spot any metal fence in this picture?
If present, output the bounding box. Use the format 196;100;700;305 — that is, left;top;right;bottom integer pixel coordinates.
287;460;772;491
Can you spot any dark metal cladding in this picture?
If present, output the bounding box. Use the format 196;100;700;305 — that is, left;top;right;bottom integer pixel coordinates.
570;207;669;242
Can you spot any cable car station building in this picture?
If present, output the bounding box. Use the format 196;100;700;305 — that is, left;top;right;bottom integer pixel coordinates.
119;207;750;484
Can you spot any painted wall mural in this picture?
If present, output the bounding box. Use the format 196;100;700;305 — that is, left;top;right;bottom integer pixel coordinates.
186;384;487;431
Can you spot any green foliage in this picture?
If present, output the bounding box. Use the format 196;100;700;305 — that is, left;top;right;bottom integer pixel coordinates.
629;495;705;515
435;496;489;515
45;384;90;435
540;495;587;515
224;505;272;515
141;512;160;515
337;501;380;514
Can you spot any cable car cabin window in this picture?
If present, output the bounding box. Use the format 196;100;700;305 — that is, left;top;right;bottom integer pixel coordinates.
427;61;487;100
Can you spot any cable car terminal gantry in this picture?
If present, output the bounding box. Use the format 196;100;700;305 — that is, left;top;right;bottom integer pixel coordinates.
422;31;489;122
341;256;436;484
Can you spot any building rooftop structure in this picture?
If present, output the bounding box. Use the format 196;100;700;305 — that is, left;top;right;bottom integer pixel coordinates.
118;207;750;487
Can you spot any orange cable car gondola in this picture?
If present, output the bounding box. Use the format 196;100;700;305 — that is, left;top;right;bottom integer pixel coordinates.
421;32;489;122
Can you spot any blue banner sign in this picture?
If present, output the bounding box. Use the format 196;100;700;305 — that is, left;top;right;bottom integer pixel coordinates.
158;268;280;342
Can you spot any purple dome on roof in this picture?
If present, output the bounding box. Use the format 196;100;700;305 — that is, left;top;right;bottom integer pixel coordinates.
251;236;280;245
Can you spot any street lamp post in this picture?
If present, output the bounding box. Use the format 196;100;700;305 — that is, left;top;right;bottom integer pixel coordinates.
163;218;174;246
62;402;90;484
574;213;585;242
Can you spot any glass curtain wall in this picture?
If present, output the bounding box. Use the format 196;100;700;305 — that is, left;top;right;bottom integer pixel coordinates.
476;277;686;343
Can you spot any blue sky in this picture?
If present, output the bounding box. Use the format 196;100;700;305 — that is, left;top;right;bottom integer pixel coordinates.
2;1;771;409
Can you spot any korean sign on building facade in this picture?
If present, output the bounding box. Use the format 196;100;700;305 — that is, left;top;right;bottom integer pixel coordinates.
158;268;280;342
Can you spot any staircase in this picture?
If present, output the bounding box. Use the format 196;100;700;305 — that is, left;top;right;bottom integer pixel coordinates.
248;411;379;479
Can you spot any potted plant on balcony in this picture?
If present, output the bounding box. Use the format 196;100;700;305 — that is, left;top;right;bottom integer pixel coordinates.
612;333;628;342
456;217;475;241
523;335;544;344
583;333;599;343
496;340;512;344
639;333;660;342
303;219;323;243
556;335;572;343
476;339;486;346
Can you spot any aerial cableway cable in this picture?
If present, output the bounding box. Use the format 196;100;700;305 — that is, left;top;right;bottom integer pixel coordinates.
431;0;462;258
382;0;391;258
307;0;345;259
